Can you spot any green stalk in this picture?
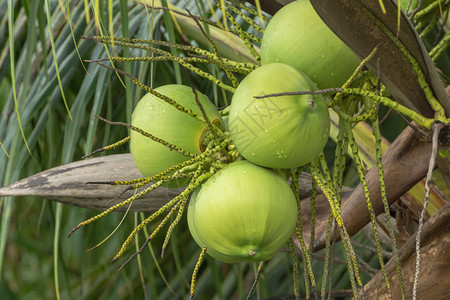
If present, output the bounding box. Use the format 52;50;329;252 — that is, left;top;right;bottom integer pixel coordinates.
342;88;436;128
342;120;391;293
372;117;405;299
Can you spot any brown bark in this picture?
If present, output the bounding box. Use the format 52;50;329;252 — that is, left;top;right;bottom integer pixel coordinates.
359;204;450;299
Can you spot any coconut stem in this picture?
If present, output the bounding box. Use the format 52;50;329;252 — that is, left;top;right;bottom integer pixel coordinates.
118;200;184;271
82;136;130;159
372;115;406;299
187;8;240;88
86;35;257;74
291;168;317;290
216;0;261;64
190;246;207;299
343;120;391;292
310;164;363;292
253;87;437;129
85;36;237;94
245;262;264;300
223;1;264;35
112;164;208;261
93;115;197;157
67;180;165;238
288;239;300;298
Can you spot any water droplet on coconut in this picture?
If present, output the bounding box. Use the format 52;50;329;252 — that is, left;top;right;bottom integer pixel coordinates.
321;53;325;58
276;150;285;158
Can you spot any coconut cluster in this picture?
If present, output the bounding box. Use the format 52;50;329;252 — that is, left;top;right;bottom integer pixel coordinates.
130;0;359;264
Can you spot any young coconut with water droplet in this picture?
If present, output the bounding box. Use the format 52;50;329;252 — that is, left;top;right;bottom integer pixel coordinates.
130;84;224;187
260;0;360;89
187;160;298;263
228;63;331;169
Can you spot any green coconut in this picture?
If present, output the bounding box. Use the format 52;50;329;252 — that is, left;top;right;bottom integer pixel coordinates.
187;160;297;263
130;84;222;187
228;63;330;169
260;0;361;89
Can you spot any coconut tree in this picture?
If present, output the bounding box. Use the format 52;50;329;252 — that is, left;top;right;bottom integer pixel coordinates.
0;0;449;299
